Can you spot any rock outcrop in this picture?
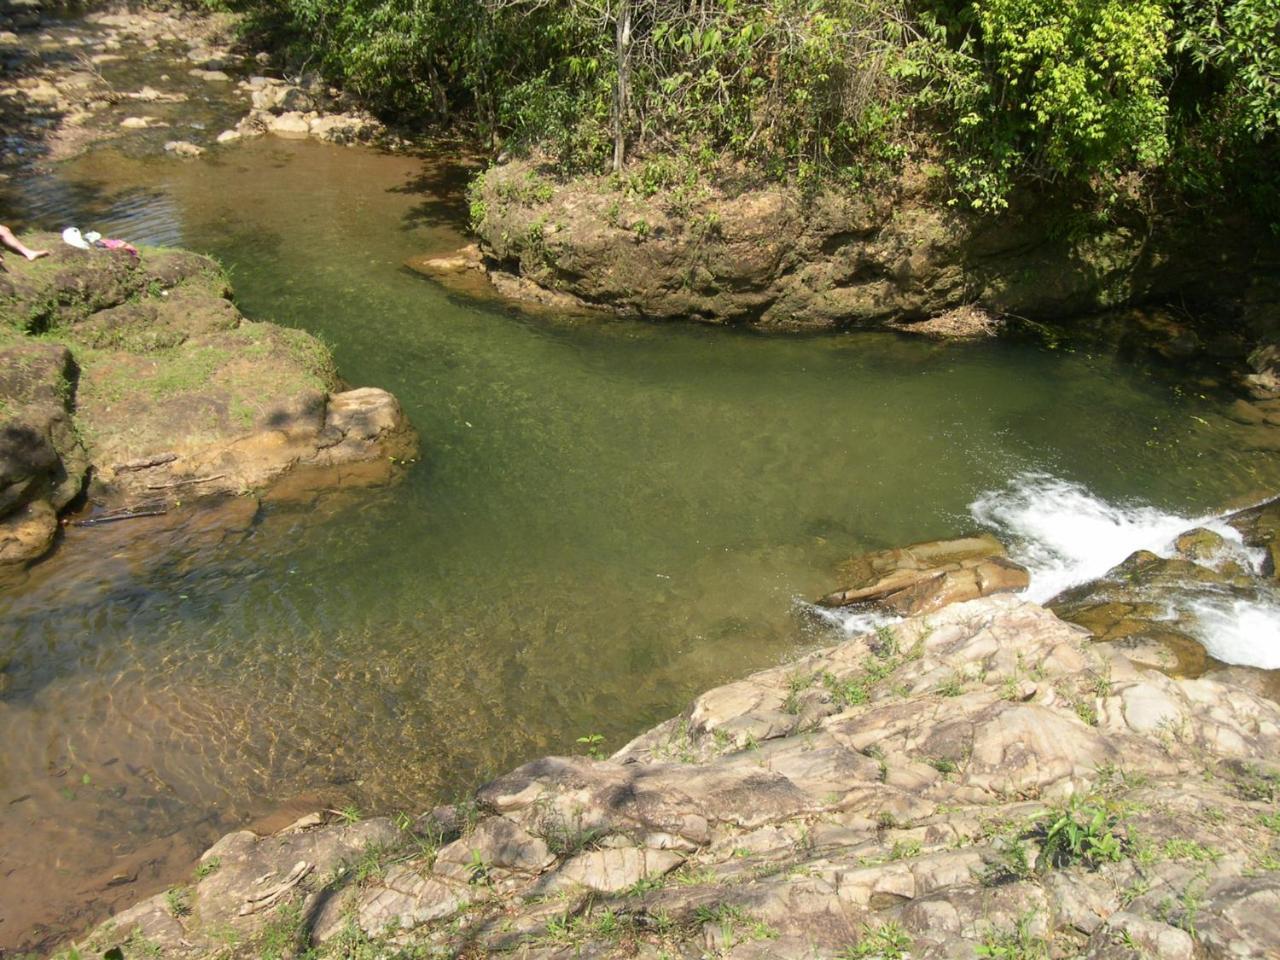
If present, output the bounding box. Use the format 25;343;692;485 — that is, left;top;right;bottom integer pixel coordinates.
0;237;415;567
226;74;383;146
469;159;1280;344
819;533;1031;616
67;596;1280;959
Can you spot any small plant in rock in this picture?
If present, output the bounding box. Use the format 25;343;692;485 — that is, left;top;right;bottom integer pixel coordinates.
257;903;308;960
838;919;913;959
936;674;965;697
575;733;606;760
1231;763;1280;802
335;804;363;824
194;856;221;880
976;911;1050;959
824;670;869;708
1033;795;1125;871
1162;837;1221;863
872;624;900;659
980;837;1034;886
1073;699;1099;726
466;849;490;885
889;839;922;861
164;886;192;917
927;756;958;775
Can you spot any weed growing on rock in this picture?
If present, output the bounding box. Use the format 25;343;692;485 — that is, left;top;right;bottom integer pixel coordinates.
889;839;922;861
936;673;965;697
194;856;221;881
980;837;1034;886
873;624;900;659
258;903;308;960
164;886;192;917
824;670;870;708
695;903;777;945
927;756;958;776
532;799;607;857
1162;837;1222;863
976;911;1049;959
838;920;912;959
1033;795;1125;871
336;804;363;824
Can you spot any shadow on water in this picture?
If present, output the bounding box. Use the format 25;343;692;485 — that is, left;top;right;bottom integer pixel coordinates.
390;149;478;233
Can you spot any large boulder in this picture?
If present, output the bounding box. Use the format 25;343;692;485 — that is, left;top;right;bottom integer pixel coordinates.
471;158;1280;334
0;341;89;564
818;533;1030;616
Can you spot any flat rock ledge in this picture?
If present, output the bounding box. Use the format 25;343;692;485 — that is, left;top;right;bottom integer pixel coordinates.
0;237;416;568
69;596;1280;959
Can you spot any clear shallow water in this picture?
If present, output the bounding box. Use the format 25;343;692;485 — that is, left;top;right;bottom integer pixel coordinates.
4;137;1280;948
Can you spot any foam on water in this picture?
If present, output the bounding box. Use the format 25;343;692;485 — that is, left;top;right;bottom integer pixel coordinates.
970;473;1280;669
1182;597;1280;669
970;472;1216;601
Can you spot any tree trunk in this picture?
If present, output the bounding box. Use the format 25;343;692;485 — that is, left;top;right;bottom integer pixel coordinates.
612;0;632;173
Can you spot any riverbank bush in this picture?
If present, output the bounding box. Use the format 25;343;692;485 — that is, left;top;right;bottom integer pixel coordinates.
211;0;1278;217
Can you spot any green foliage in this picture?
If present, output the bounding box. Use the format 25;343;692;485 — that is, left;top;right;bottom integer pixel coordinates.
1034;794;1126;870
838;920;913;959
164;886;192;917
937;0;1172;209
575;732;606;760
194;856;221;880
976;912;1050;959
220;0;1280;215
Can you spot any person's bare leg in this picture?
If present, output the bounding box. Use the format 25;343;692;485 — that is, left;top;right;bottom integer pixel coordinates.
0;225;49;261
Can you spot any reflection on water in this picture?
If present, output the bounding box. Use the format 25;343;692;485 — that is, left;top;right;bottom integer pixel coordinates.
4;137;1280;950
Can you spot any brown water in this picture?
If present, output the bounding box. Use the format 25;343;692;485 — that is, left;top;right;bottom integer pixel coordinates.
4;24;1280;957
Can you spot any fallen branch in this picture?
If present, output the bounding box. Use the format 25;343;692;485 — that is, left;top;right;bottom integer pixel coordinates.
114;453;178;473
70;507;168;527
145;474;226;490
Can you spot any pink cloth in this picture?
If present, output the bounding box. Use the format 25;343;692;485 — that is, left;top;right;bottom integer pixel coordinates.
100;237;139;257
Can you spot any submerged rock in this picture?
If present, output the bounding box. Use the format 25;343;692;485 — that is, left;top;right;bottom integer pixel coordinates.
67;596;1280;960
1049;549;1258;678
819;533;1030;615
0;237;416;568
163;139;205;158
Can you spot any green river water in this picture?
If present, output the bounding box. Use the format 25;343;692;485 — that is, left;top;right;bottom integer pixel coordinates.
4;125;1280;949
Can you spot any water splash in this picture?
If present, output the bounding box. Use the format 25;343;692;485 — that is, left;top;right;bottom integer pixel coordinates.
969;473;1251;602
797;597;900;638
970;473;1280;669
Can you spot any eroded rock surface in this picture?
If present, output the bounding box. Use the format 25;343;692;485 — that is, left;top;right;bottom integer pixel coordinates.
819;533;1030;616
471;159;1280;341
69;597;1280;959
0;237;415;566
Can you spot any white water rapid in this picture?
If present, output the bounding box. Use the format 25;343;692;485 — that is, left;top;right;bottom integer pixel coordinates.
805;473;1280;670
973;473;1280;670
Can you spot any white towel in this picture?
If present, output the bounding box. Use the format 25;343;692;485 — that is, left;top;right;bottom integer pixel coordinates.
61;227;90;250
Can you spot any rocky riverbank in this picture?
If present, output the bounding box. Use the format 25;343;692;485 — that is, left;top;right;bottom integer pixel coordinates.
60;500;1280;959
0;236;416;569
63;588;1280;960
448;158;1280;394
0;0;391;174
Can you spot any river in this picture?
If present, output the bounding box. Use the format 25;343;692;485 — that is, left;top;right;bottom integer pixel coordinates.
4;28;1280;955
